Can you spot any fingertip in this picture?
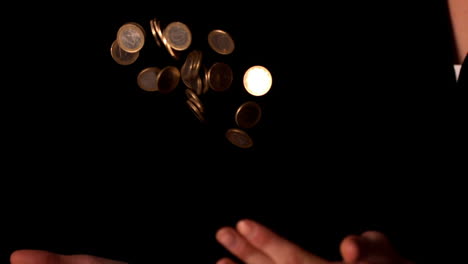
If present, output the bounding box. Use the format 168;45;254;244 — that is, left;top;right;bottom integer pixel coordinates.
340;235;361;263
216;257;237;264
361;230;389;244
10;250;59;264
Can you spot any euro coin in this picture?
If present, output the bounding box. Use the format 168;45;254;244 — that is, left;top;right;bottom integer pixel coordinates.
110;40;139;65
117;22;145;53
235;101;262;129
208;29;235;55
225;128;253;149
243;65;272;96
163;22;192;51
137;67;161;92
207;62;233;92
156;66;180;94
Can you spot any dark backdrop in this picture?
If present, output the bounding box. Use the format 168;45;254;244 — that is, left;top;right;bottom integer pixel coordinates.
2;1;465;264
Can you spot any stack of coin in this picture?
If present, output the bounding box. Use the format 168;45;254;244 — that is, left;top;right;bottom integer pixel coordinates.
150;18;192;60
185;88;206;122
111;22;146;65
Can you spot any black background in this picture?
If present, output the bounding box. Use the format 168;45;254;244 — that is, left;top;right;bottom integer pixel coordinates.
2;1;465;264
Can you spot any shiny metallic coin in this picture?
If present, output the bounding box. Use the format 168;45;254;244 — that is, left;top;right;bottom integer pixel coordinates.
190;50;203;80
137;67;161;92
185;88;198;102
225;128;253;149
188;97;204;113
117;22;145;53
243;65;272;96
156;66;180;94
181;50;198;88
235;101;262;129
150;18;162;47
186;99;205;122
163;22;192;51
207;62;233;92
202;66;210;94
110;40;139;65
208;30;235;55
192;77;203;96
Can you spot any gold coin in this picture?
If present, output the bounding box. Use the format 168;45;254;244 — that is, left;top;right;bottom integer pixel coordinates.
117;22;145;53
225;128;253;149
150;18;162;47
235;101;262;129
186;99;205;122
208;29;235;55
207;62;233;92
163;22;192;51
137;67;161;92
110;40;139;65
243;65;272;96
156;66;180;94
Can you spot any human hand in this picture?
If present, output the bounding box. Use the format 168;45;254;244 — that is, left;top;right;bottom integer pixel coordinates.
216;219;413;264
10;250;126;264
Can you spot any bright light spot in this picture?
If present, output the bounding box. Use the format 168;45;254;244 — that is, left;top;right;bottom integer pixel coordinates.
243;66;272;96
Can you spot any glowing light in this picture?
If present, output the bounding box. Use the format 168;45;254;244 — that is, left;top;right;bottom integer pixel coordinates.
243;66;272;96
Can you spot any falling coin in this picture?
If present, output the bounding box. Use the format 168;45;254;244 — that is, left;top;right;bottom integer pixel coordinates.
243;65;272;96
235;101;262;129
208;30;235;55
225;128;253;149
137;67;161;92
186;99;205;122
163;22;192;51
117;22;145;53
150;18;162;47
110;40;139;65
207;62;233;92
156;66;180;94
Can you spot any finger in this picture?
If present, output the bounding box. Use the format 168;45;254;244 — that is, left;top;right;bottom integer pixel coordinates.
11;250;127;264
236;219;329;264
217;257;239;264
339;235;362;263
361;231;396;257
216;227;273;264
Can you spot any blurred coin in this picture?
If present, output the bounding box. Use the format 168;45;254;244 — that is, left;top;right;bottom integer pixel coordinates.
235;101;262;129
163;22;192;51
225;128;253;149
110;40;139;65
208;30;235;55
243;65;272;96
207;62;233;92
188;97;204;113
186;99;205;122
192;77;203;95
150;18;162;47
202;66;210;94
117;22;145;53
185;88;198;102
156;66;180;94
137;67;161;92
190;50;202;80
181;50;198;88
